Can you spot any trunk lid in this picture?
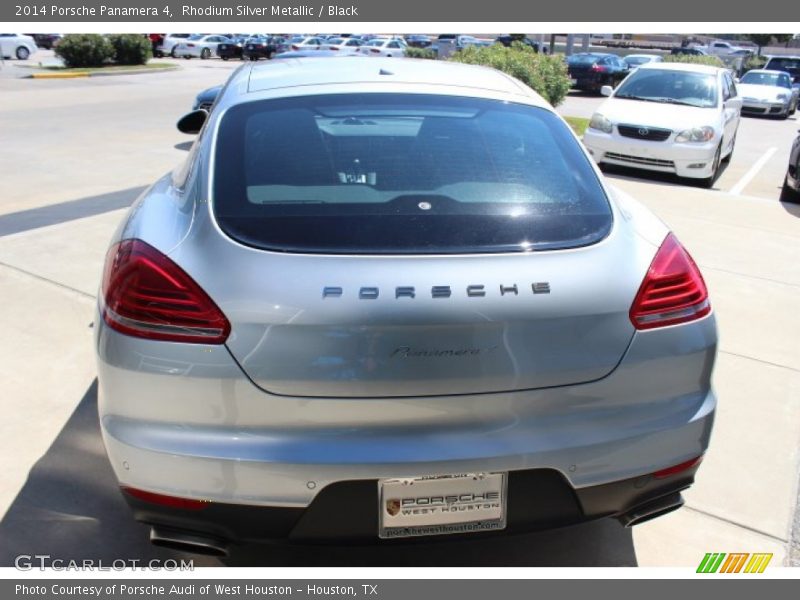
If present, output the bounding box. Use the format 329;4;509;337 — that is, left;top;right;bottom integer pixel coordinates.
198;227;650;398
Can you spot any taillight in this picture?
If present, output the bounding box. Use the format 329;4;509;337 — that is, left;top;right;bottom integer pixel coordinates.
591;63;607;72
122;486;210;511
653;456;703;479
291;44;299;50
630;233;710;330
370;48;380;53
101;239;230;344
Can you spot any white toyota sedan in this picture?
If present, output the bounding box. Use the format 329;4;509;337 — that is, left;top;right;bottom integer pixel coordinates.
583;62;742;187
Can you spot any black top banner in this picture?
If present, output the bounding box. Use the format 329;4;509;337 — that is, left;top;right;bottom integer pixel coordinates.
3;0;799;22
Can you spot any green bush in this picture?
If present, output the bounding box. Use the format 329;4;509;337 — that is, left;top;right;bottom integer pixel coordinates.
743;55;768;72
663;54;725;68
108;34;152;65
448;43;571;107
404;47;437;60
54;34;115;68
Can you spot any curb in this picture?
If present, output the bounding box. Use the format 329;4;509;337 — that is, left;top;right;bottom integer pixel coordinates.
30;71;89;79
26;65;179;79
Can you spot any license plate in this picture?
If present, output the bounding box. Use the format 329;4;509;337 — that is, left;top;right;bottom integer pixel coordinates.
378;472;507;539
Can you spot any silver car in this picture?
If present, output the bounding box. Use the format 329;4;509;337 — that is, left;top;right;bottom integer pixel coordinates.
738;69;798;118
96;57;717;555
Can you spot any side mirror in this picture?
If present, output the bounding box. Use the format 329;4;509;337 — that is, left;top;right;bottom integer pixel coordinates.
600;85;613;97
177;109;208;134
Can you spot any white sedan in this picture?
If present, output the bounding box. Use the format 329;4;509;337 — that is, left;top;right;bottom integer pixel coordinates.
174;35;232;59
623;54;664;70
0;33;37;60
322;37;364;55
582;62;742;188
286;36;326;51
360;37;407;58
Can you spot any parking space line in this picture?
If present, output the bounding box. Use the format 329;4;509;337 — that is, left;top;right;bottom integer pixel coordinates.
729;147;777;196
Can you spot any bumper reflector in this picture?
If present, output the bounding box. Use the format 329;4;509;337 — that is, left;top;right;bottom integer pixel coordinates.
653;456;703;479
122;486;211;511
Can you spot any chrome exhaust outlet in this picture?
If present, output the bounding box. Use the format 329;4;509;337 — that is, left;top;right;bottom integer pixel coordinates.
617;492;684;527
150;526;229;557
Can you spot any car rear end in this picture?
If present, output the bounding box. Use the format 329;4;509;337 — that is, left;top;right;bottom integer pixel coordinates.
216;39;243;60
96;59;716;554
361;39;388;56
159;33;190;56
567;54;609;91
174;38;203;58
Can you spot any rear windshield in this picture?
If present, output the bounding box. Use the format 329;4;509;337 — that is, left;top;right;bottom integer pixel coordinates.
765;58;800;75
569;54;604;64
212;94;612;254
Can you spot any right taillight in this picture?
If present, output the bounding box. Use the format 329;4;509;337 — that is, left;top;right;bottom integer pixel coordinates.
101;239;230;344
630;233;711;330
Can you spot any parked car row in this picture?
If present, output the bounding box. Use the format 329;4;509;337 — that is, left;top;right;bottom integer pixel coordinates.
151;33;556;62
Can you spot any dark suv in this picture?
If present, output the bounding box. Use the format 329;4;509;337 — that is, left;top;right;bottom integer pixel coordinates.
764;56;800;86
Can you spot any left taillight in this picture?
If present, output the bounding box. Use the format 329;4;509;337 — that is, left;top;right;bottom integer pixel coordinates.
101;239;230;344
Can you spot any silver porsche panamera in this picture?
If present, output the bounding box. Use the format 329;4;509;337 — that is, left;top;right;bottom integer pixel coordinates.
96;58;717;555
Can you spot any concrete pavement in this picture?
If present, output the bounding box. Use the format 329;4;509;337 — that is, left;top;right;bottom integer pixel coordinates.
0;54;798;567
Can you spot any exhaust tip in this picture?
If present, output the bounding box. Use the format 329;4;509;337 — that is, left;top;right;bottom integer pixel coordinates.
618;492;684;527
150;526;229;557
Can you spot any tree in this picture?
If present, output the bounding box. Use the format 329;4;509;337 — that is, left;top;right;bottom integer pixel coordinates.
745;34;793;55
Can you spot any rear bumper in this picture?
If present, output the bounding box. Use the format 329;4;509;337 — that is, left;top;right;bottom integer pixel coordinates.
124;465;698;546
97;310;717;515
569;74;604;90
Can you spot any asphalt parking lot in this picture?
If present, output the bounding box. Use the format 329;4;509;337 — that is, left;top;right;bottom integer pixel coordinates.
0;49;798;567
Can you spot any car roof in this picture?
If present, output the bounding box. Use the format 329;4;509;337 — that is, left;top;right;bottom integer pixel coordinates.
232;57;544;104
637;62;723;75
743;69;789;75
